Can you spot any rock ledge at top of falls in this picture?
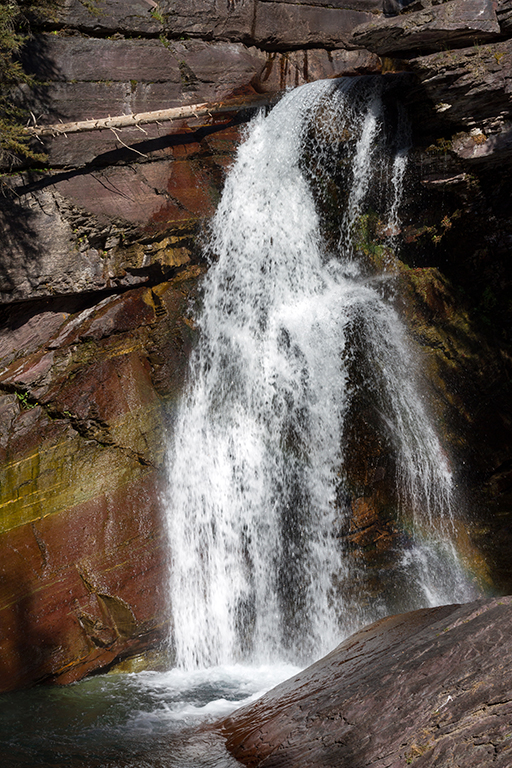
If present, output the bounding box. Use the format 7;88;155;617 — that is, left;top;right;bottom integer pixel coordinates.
220;596;512;768
55;0;380;50
350;0;502;55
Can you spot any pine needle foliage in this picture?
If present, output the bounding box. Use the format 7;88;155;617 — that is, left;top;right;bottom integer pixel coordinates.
0;1;57;169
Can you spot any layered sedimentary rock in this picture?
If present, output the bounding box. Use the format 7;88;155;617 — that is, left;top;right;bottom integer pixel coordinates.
54;0;381;47
221;597;512;767
19;35;267;167
0;121;238;303
351;0;502;54
0;273;202;691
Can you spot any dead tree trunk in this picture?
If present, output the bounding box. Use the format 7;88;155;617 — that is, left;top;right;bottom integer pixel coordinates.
26;96;274;137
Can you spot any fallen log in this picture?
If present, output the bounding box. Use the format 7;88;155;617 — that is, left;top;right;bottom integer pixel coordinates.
25;95;275;137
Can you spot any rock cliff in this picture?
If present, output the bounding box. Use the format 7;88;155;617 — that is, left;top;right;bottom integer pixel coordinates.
1;0;512;692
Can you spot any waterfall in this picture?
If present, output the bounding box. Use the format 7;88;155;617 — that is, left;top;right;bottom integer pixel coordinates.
166;77;475;671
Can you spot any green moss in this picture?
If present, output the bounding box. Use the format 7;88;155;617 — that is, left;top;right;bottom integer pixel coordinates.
0;433;154;535
15;390;37;409
78;0;102;18
425;137;453;155
179;60;198;89
352;212;395;270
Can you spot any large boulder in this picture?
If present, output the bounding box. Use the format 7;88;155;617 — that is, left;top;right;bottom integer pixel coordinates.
221;597;512;767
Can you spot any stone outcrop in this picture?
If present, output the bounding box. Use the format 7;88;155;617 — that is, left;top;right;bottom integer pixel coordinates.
54;0;382;48
351;0;502;55
250;2;375;50
221;597;512;767
19;35;267;166
0;122;236;303
407;39;512;165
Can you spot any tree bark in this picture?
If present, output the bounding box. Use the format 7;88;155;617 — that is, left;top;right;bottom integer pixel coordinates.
26;96;274;137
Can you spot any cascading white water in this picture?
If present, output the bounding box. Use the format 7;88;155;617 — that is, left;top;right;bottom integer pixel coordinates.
166;77;475;671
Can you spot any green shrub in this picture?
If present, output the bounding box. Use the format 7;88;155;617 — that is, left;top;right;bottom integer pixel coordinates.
0;1;57;168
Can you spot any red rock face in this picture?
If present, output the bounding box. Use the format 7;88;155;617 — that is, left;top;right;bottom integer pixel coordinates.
0;473;168;691
0;277;202;692
3;2;279;692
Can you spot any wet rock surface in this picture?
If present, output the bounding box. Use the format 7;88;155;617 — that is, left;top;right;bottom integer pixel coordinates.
394;163;512;595
0;271;203;691
220;597;512;767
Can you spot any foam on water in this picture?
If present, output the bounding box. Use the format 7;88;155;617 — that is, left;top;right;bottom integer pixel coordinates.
0;663;299;768
126;663;301;724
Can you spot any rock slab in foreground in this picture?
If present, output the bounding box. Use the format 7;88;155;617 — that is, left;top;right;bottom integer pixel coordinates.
221;597;512;767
